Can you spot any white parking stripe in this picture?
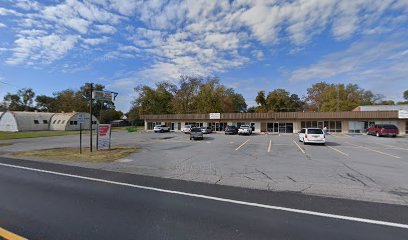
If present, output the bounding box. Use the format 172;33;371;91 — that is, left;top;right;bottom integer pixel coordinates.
327;146;349;157
267;140;272;153
235;139;250;151
373;143;408;151
0;162;407;230
292;140;306;154
348;143;401;159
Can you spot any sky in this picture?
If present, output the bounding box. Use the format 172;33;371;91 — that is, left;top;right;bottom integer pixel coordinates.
0;0;408;112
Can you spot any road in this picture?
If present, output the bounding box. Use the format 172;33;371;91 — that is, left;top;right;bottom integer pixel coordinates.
0;157;407;240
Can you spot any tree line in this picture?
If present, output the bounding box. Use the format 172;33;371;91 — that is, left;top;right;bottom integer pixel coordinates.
129;76;408;117
0;83;123;124
2;77;407;124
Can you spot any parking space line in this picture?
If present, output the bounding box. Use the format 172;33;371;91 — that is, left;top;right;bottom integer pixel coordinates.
373;143;408;151
348;143;401;159
327;146;349;157
235;139;250;151
292;140;305;154
267;140;272;153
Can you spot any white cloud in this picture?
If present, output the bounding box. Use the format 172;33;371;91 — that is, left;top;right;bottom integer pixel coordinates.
6;33;79;65
0;22;5;28
288;33;408;83
82;36;109;45
94;24;116;34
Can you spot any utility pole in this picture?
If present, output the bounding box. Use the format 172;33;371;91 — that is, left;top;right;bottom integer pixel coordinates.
89;83;93;152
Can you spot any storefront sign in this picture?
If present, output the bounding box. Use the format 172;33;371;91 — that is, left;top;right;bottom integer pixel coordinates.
97;124;111;149
209;113;221;119
398;110;408;119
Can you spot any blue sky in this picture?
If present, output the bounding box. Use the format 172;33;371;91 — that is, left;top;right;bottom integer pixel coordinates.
0;0;408;112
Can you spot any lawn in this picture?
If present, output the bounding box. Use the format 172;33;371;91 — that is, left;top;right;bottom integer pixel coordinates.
12;146;140;162
0;131;81;140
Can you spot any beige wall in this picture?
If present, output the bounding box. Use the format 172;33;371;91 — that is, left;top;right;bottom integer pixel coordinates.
397;120;406;135
341;120;349;133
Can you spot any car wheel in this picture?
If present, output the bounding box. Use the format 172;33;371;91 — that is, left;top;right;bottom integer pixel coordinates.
392;135;396;138
303;140;307;145
376;132;380;137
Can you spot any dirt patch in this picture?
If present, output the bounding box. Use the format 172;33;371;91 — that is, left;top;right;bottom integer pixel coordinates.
12;146;140;163
0;142;14;147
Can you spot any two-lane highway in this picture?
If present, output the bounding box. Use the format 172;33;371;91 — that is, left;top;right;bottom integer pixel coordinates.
0;158;407;240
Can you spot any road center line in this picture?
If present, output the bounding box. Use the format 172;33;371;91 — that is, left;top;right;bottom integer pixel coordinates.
348;143;400;159
292;140;305;154
267;139;272;153
327;146;349;157
0;227;27;240
0;162;407;230
235;139;250;151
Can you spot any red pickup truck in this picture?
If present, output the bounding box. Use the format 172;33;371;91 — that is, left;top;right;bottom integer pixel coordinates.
367;124;399;137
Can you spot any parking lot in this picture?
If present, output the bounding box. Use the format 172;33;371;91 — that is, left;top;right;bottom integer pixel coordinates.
1;131;408;205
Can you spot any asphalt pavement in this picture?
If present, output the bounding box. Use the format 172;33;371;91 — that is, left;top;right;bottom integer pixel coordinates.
0;157;407;240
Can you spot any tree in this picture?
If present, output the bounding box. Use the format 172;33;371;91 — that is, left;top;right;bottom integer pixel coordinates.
36;95;57;112
3;88;36;111
99;109;123;124
133;82;175;115
253;89;304;112
306;82;384;111
404;90;408;101
172;76;201;114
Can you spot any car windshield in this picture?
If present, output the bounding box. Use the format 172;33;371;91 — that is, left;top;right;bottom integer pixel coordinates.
308;129;323;134
191;128;202;132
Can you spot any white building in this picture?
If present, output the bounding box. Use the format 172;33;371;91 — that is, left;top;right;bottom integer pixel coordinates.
50;112;98;131
0;111;98;132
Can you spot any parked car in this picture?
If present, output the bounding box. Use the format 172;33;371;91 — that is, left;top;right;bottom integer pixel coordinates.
190;127;204;140
225;125;238;135
153;125;170;133
298;128;325;145
238;125;252;135
182;125;193;134
367;124;399;137
201;126;213;134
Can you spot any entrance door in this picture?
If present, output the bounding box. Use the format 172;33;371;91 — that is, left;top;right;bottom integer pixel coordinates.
171;123;175;130
273;123;279;133
317;121;324;129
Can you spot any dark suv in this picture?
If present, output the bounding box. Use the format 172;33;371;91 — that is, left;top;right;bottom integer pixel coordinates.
225;125;238;135
367;124;399;137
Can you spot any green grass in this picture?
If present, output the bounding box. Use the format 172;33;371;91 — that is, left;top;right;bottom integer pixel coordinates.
0;131;81;140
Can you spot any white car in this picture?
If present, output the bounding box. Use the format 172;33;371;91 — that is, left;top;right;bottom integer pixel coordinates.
298;128;325;145
153;125;170;133
181;125;192;134
238;125;252;135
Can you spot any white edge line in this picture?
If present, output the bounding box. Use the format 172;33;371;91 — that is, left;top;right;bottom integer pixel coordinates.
292;140;306;154
327;146;349;157
1;162;408;230
235;139;250;151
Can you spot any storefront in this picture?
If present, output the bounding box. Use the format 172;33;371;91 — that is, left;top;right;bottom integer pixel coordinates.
142;110;406;135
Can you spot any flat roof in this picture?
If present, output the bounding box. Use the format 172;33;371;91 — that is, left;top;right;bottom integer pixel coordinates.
141;111;399;121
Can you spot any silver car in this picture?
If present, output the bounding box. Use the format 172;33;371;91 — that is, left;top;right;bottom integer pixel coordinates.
190;127;204;140
201;126;213;134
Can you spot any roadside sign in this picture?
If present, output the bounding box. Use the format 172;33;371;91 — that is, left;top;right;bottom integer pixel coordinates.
92;91;113;102
398;110;408;119
209;113;221;120
97;124;111;149
77;113;85;124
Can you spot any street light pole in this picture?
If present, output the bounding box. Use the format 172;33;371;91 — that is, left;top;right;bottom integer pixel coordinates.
89;83;93;152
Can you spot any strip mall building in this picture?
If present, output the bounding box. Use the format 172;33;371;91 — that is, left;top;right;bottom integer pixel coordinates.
141;105;408;135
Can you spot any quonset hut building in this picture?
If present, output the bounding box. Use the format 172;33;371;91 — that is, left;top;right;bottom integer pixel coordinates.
0;111;98;132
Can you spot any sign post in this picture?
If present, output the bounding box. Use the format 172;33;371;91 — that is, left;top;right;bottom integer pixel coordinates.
97;124;112;150
78;113;85;154
89;83;93;152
